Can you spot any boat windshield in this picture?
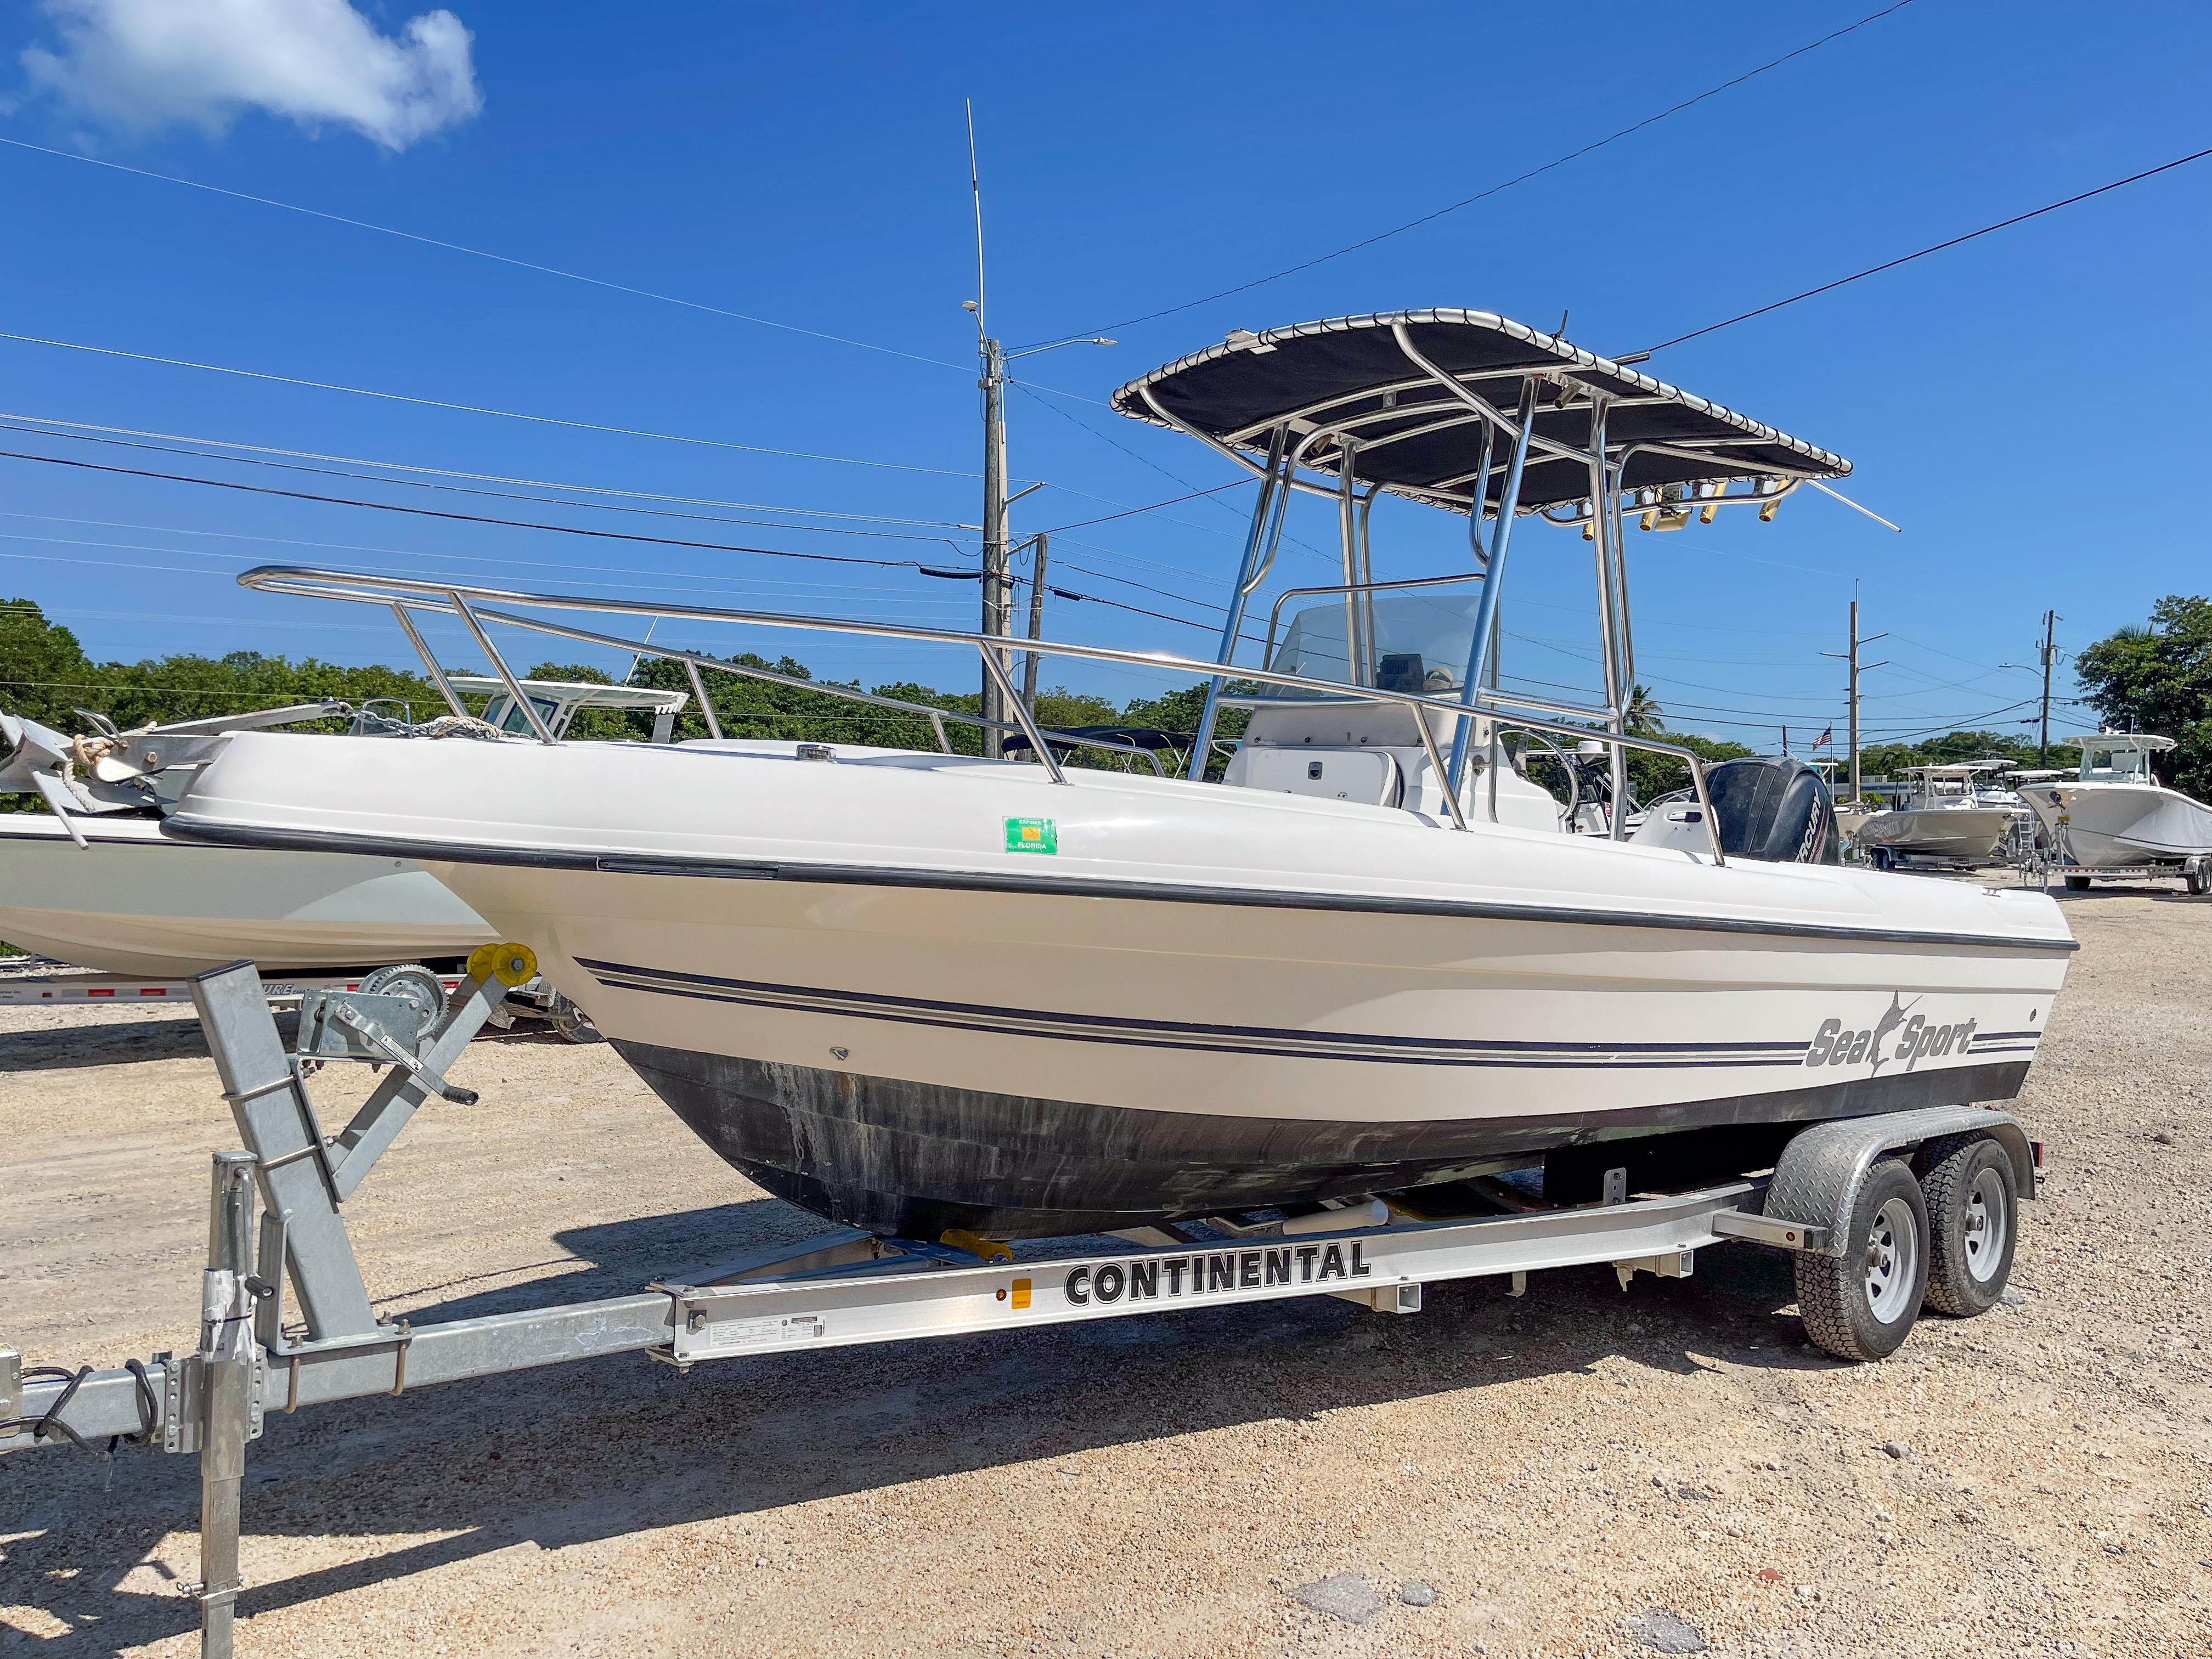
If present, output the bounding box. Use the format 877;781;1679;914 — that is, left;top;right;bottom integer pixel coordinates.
1261;590;1481;697
2080;744;2154;783
483;693;566;737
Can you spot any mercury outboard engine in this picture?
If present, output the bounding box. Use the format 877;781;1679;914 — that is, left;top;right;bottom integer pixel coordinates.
1702;755;1841;864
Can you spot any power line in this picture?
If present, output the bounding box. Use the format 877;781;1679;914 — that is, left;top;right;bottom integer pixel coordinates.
1034;479;1251;535
1012;383;1263;534
0;531;1233;644
0;527;981;605
0;135;969;375
1508;633;2049;730
0;447;949;570
0;330;983;478
0;454;1248;641
0;419;972;548
1013;382;1338;567
1071;1;1921;336
1643;142;2212;354
1;411;972;529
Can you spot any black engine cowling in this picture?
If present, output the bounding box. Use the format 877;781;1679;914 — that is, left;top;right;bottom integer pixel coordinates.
1701;756;1841;864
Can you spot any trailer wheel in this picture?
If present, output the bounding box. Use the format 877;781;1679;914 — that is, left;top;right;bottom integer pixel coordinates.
1920;1135;2017;1317
1793;1158;1929;1362
1869;845;1894;871
548;994;604;1045
2187;862;2211;896
2064;874;2091;890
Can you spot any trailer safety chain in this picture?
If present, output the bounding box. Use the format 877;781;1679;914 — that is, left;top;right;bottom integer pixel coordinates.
0;1358;160;1486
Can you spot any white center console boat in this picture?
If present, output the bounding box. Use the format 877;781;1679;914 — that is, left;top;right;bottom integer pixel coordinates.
2019;732;2212;883
1851;763;2018;870
163;310;2075;1241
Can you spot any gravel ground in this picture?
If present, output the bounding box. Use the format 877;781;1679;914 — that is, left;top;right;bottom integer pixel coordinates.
2;872;2208;1657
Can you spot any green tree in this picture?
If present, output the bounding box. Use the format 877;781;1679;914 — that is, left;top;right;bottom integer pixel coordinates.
1855;730;2079;784
2072;595;2212;798
1623;684;1665;737
0;598;94;728
1624;730;1752;806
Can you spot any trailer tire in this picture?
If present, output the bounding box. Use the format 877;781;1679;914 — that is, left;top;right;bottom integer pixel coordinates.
2064;874;2091;890
2187;862;2211;896
548;994;604;1045
1920;1135;2017;1317
1869;845;1894;872
1793;1158;1929;1362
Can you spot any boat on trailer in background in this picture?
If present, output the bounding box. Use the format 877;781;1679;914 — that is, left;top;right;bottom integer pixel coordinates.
2019;732;2212;891
0;678;688;975
1850;762;2018;870
167;309;2075;1248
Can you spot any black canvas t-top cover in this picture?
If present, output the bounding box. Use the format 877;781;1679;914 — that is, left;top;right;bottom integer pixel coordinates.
1109;309;1851;515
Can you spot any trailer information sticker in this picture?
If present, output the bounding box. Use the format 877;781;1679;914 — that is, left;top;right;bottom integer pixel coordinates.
708;1314;828;1350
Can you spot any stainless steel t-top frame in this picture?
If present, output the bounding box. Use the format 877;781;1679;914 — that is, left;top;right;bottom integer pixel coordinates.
1131;315;1842;837
228;565;1732;863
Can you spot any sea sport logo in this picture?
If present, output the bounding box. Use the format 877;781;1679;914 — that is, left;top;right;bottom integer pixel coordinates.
1804;994;1977;1073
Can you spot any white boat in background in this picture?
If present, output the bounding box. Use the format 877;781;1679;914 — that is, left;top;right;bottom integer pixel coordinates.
167;310;2075;1243
0;679;687;975
0;811;493;978
1852;763;2017;868
2019;733;2212;883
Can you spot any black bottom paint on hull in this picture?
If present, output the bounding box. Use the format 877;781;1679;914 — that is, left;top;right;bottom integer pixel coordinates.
613;1040;2031;1240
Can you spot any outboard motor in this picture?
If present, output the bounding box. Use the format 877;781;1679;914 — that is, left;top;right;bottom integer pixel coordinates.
1702;756;1841;864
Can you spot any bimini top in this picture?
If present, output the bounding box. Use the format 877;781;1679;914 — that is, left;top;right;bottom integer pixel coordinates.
2061;732;2175;751
1110;309;1850;515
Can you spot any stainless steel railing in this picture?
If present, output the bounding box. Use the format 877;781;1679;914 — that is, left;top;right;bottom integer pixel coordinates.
235;565;1731;865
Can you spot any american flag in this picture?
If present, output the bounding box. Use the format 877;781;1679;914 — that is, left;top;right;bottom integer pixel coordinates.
1813;725;1833;749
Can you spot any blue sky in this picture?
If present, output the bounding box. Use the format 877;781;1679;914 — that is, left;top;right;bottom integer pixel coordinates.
1;0;2207;748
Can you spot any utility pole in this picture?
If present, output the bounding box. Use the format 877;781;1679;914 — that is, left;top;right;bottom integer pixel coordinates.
2037;609;2060;766
978;335;1009;731
1821;595;1887;800
1021;533;1049;711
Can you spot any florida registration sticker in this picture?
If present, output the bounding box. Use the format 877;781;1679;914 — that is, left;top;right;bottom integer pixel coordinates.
1004;817;1058;854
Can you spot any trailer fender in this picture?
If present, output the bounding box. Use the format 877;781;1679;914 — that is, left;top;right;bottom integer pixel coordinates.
1763;1107;2035;1258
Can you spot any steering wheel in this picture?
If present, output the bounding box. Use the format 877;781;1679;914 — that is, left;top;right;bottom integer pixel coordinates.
1496;727;1581;829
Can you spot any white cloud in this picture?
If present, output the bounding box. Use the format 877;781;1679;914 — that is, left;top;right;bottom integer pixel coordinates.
22;0;483;150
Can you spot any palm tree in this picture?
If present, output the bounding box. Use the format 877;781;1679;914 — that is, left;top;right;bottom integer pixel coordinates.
1624;684;1665;736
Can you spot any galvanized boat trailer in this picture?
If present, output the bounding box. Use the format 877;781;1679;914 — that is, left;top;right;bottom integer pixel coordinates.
1;956;2039;1655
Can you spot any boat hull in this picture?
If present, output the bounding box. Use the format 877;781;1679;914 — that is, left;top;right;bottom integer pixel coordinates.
618;1039;2028;1239
2020;781;2212;867
1852;806;2013;861
0;814;493;975
443;859;2060;1238
169;733;2075;1239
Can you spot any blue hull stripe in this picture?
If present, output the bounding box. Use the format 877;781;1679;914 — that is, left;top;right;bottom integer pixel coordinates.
573;956;2035;1073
